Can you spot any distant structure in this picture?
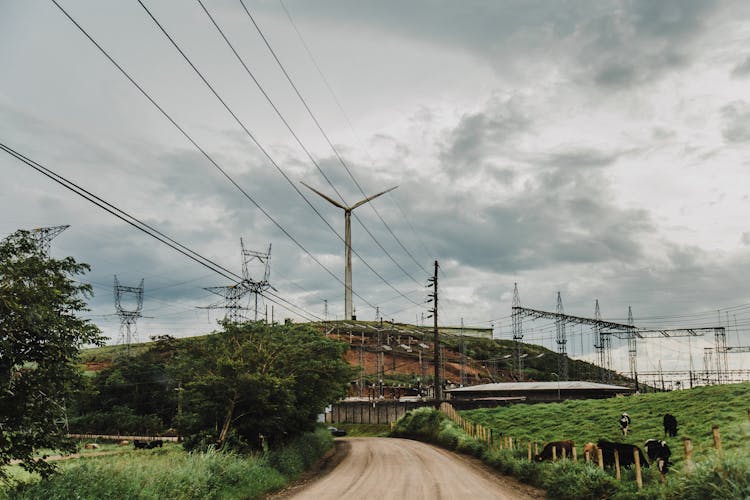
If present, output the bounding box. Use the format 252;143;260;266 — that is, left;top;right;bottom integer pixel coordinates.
241;238;273;321
114;275;144;352
200;238;272;323
512;283;524;380
31;225;69;255
555;292;568;381
202;283;249;323
301;181;397;320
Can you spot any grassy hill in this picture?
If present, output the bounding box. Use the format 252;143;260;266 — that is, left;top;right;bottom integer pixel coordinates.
78;321;635;388
463;382;750;464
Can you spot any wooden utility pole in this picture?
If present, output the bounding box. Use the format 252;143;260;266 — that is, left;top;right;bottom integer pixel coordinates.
432;260;441;400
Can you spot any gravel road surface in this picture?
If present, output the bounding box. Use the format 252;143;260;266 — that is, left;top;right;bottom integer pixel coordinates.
285;437;543;500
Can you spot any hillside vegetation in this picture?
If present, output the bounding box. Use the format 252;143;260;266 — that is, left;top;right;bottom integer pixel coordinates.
393;383;750;499
464;382;750;463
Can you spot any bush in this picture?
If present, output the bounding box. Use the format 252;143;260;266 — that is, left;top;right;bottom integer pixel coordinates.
267;426;333;479
6;427;334;499
670;452;750;500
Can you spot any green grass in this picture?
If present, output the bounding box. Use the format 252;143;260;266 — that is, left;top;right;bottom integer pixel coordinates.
392;383;750;499
392;402;750;500
3;427;333;499
463;382;750;467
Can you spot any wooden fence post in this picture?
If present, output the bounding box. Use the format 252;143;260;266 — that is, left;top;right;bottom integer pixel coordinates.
534;442;538;456
712;425;721;454
597;448;604;469
552;445;557;461
528;442;532;462
633;448;643;490
684;438;694;474
572;446;577;463
562;447;567;461
614;449;621;480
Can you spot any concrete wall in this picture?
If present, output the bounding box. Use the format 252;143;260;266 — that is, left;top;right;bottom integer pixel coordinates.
327;401;436;424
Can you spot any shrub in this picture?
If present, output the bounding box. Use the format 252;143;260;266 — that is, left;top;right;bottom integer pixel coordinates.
671;452;750;500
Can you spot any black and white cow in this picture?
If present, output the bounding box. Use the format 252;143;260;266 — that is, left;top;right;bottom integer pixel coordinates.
644;439;672;474
619;413;631;436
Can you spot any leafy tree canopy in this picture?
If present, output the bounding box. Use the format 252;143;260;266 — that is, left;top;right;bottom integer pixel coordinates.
0;230;103;479
178;321;355;451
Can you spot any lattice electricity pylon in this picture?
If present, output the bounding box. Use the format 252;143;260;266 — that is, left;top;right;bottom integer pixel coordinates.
114;275;144;353
512;283;524;380
201;284;250;323
555;292;568;381
514;303;729;383
627;306;638;386
31;225;69;255
241;239;274;321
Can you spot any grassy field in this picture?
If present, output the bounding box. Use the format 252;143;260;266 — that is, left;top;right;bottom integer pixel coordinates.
2;428;332;499
393;383;750;500
463;382;750;465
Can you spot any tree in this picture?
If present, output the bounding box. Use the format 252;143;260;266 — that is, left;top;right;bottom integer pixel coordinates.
179;321;354;451
0;230;103;479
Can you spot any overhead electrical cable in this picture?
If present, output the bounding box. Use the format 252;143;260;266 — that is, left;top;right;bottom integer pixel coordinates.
276;0;435;276
136;0;423;311
0;141;321;322
197;0;421;287
235;0;429;278
49;0;378;312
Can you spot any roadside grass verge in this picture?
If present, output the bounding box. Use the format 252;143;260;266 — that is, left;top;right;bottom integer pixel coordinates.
3;427;333;499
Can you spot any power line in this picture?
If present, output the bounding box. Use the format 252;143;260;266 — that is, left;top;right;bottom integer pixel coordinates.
186;0;425;300
237;0;429;278
276;0;435;277
0;141;320;323
49;0;379;313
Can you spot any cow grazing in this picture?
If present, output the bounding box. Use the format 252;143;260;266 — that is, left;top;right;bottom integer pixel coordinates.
596;440;649;469
83;443;99;450
663;414;678;437
644;439;672;474
535;440;574;461
583;442;598;462
619;413;631;436
134;440;148;450
147;440;164;449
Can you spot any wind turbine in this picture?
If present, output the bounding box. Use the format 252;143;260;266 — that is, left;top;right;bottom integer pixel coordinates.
301;182;398;320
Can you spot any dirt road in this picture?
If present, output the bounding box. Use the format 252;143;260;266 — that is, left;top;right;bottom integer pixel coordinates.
286;438;543;500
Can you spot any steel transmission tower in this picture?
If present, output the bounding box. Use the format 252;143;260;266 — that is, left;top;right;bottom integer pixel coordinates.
203;284;249;323
627;306;638;389
241;239;273;321
31;225;69;255
555;292;568;380
301;182;397;320
593;299;605;381
512;283;524;380
114;275;144;352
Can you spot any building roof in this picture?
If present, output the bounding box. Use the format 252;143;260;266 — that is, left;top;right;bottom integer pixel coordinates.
446;381;630;393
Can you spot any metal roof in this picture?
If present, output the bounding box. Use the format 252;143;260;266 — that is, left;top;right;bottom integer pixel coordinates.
446;381;630;393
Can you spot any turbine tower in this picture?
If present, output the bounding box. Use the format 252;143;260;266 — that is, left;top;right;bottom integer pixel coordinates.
301;182;397;320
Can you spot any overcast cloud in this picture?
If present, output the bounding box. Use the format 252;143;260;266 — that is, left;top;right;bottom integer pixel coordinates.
2;0;750;377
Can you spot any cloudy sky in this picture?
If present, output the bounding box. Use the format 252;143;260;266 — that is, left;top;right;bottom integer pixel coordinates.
2;0;750;378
